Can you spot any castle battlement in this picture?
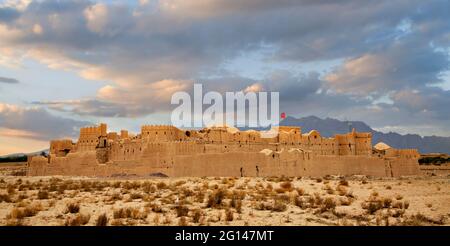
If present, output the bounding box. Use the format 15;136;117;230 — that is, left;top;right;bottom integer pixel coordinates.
28;123;421;178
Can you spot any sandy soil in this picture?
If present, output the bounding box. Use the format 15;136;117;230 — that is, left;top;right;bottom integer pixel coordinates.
0;173;449;226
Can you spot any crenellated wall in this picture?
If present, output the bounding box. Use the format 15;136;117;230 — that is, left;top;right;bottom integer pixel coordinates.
28;123;420;178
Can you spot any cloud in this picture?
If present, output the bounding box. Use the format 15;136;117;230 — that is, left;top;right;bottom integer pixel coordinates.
0;76;19;83
0;6;20;22
0;0;449;136
84;3;133;37
325;37;450;96
0;103;91;140
34;79;193;117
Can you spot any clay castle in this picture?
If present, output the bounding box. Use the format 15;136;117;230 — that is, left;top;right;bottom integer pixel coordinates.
28;123;420;177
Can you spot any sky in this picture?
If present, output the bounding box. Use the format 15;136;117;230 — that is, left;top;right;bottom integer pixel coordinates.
0;0;450;155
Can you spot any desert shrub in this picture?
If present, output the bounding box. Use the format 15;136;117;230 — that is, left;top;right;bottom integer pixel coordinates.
361;195;393;215
142;183;156;193
152;204;163;213
156;182;168;190
313;193;323;206
339;197;352;206
294;197;309;210
8;208;26;219
280;181;293;191
364;201;383;214
324;184;334;195
319;197;336;213
296;188;305;196
7;204;42;219
392;200;410;209
195;191;205;203
65;203;80;214
5;219;24;226
113;207;146;220
191;209;203;223
96;213;108;226
0;194;12;203
231;198;242;213
130;193;143;200
339;180;349;187
65;214;90;226
272;199;287;212
112;181;121;188
404;201;410;209
206;189;226;208
225;209;234;221
391;209;405;218
335;185;347;196
7;185;16;194
175;205;189;217
37;190;49;200
110;192;122;201
382;197;392;208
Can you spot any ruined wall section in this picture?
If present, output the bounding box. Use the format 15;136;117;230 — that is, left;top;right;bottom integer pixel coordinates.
50;140;75;157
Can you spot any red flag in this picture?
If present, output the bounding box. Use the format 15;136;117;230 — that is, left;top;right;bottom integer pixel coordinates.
281;112;286;119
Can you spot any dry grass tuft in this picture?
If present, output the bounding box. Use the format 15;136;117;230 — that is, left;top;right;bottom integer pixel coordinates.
225;209;234;221
7;204;42;219
96;213;108;226
113;207;147;220
65;203;80;214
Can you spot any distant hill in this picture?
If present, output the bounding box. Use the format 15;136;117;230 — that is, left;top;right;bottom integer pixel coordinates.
280;116;450;154
0;149;49;163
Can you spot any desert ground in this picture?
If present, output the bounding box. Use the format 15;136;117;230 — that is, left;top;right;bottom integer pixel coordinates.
0;164;449;226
